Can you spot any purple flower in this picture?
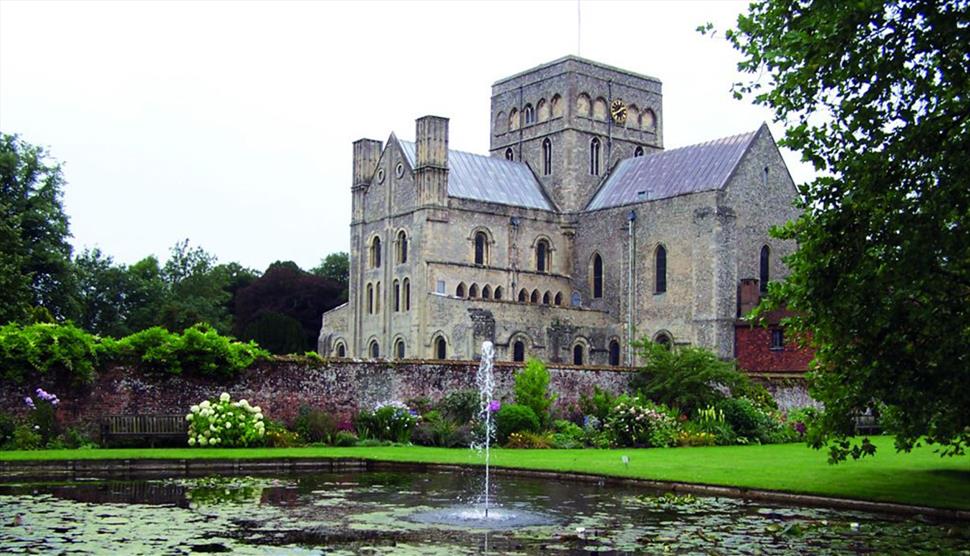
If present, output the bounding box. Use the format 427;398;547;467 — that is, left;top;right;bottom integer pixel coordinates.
24;397;35;410
35;388;59;406
488;400;501;413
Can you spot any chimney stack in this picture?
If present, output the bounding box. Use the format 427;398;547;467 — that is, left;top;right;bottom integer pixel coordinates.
415;116;449;209
352;139;383;187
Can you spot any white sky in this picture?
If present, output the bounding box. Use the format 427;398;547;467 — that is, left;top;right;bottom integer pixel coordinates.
0;0;812;272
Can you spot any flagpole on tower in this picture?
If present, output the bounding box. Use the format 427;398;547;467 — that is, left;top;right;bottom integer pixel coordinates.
577;0;582;56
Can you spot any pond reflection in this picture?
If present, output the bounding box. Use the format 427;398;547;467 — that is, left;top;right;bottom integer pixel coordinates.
0;469;966;554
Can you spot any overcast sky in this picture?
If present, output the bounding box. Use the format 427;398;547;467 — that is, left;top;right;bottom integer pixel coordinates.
0;0;811;272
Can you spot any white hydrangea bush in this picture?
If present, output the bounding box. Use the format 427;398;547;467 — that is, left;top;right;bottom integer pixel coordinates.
186;392;265;447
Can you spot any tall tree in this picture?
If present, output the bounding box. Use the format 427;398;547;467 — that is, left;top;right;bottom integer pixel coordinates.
235;261;344;354
311;251;349;301
0;134;77;321
723;0;969;459
158;239;234;334
74;248;132;337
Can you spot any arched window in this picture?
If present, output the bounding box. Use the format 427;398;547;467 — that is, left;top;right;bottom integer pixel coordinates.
576;93;591;117
393;280;400;312
641;108;656;130
335;342;346;357
592;254;603;298
518;289;527;302
609;340;620;366
655;245;667;293
634;146;644;157
369;340;380;358
590;138;601;176
760;245;770;293
536;238;551;273
403;278;411;311
536;99;549;122
494;111;506;134
523;104;535;125
542;138;552;176
551;94;563;118
509;108;519;131
655;332;672;349
370;236;382;268
482;285;492;299
366;283;374;314
395;339;405;359
435;336;447;359
592;97;608;121
505;148;514;161
494;286;503;300
554;292;563;306
456;283;466;298
396;230;408;264
512;340;525;362
474;231;489;265
375;282;381;312
530;290;539;304
469;283;479;298
542;291;551;305
573;344;585;365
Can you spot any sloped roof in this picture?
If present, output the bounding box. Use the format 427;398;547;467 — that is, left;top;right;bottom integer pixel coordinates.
398;140;553;210
586;127;762;211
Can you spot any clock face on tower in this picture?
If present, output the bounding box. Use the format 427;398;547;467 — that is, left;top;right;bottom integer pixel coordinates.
610;99;627;125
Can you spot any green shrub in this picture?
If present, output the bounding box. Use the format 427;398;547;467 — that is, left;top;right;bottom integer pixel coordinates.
551;419;586;449
605;396;680;448
186;393;266;447
506;431;553;449
12;424;41;450
692;404;736;445
731;381;778;411
579;386;615;422
413;411;464;447
355;401;417;443
293;406;337;444
514;358;557;426
716;397;791;444
632;340;748;415
0;412;15;448
0;322;104;384
786;406;819;439
495;403;540;442
332;430;358;446
439;389;480;424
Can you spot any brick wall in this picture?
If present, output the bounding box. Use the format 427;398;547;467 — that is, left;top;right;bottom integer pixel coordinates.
735;324;813;373
0;359;634;430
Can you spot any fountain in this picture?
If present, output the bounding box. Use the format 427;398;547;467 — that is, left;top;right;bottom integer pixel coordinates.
410;341;555;529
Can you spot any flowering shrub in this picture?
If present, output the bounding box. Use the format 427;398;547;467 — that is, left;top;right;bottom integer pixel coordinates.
354;400;417;443
186;392;265;447
24;388;60;444
506;431;553;449
605;397;680;448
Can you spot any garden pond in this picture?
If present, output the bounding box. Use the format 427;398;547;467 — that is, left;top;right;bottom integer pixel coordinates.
1;468;967;555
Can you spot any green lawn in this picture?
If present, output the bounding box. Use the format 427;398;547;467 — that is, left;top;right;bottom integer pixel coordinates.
2;437;967;510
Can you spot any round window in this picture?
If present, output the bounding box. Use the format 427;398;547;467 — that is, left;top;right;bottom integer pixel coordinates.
395;162;405;178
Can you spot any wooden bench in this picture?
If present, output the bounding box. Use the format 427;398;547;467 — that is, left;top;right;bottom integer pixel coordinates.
853;413;881;436
101;415;188;447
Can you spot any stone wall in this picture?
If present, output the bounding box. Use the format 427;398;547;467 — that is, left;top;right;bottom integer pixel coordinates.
1;359;635;430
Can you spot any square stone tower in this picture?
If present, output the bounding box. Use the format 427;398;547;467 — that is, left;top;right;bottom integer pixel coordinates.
489;56;664;213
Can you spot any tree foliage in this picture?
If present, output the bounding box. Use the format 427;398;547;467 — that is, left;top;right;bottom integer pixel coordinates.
723;0;970;458
513;358;557;426
0;134;77;321
632;339;748;416
234;261;344;354
311;251;349;299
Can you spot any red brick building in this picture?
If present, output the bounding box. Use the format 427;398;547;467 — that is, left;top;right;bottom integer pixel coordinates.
734;278;813;375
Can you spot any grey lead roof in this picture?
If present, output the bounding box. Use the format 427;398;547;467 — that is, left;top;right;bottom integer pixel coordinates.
398;140;553;211
586;127;763;211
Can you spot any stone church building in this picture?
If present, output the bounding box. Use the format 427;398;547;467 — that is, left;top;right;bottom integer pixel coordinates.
318;56;800;367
